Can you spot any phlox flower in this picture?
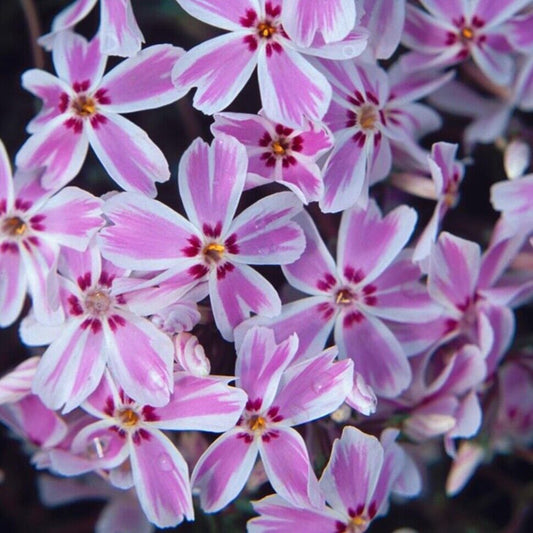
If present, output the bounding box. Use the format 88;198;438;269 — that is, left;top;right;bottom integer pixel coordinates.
0;356;67;449
315;59;452;211
172;0;368;127
212;112;333;203
401;0;532;84
429;55;533;149
17;32;185;196
24;243;180;413
39;0;144;57
98;134;305;340
49;370;247;528
192;326;353;512
0;140;103;327
248;426;420;533
238;201;439;398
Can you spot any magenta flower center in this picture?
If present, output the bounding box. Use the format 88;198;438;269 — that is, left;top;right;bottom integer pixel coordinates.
335;288;355;305
118;407;141;428
257;20;277;40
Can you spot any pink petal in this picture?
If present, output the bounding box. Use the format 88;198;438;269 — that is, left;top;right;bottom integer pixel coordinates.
237;296;335;361
21;70;71;133
37;187;103;250
87;112;170;196
98;192;198;270
282;0;356;47
191;428;258;512
129;429;194;528
230;191;305;264
209;263;281;340
177;0;260;31
0;139;13;206
0;247;27;327
335;312;412;398
338;201;417;285
106;311;174;407
319;129;368;212
428;232;481;311
32;319;106;411
15;116;89;190
320;426;384;514
0;356;39;403
150;373;246;431
47;0;97;35
178;135;247;235
19;239;64;326
258;44;331;127
360;0;405;59
259;426;322;508
70;419;130;469
96;497;152;533
52;32;106;89
236;326;298;407
281;155;324;203
470;43;514;85
172;32;258;115
249;495;340;532
446;441;485;496
99;0;144;57
403;4;454;52
275;347;353;425
101;45;184;112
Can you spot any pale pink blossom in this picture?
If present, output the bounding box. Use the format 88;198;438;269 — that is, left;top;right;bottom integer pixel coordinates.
98;135;305;340
192;327;353;512
172;0;368;127
39;0;144;57
17;32;185;196
0;140;103;326
212;112;333;203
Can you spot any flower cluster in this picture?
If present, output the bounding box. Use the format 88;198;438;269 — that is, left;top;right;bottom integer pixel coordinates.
1;1;532;531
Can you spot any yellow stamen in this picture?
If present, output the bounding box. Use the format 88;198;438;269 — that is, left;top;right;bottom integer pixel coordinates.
2;216;27;236
119;408;139;427
72;95;96;117
336;290;352;305
461;27;474;40
358;105;378;130
249;415;266;432
257;22;276;39
205;243;225;254
271;141;286;155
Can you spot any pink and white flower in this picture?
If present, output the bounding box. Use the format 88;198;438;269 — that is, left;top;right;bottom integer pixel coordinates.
212;112;333;203
98;135;305;340
238;202;439;398
401;0;531;84
39;0;144;57
248;426;420;532
0;140;103;326
51;370;247;528
17;32;185;196
172;0;368;127
315;59;452;211
26;244;179;412
192;326;353;512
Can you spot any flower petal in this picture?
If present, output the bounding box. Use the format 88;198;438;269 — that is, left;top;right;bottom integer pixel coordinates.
178;135;247;235
87;112;170;196
101;45;185;112
236;326;298;408
259;426;322;508
209;263;281;340
191;428;258;512
130;429;194;528
0;248;27;327
230;191;305;264
176;0;260;31
151;373;246;432
172;32;258;115
258;44;331;127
